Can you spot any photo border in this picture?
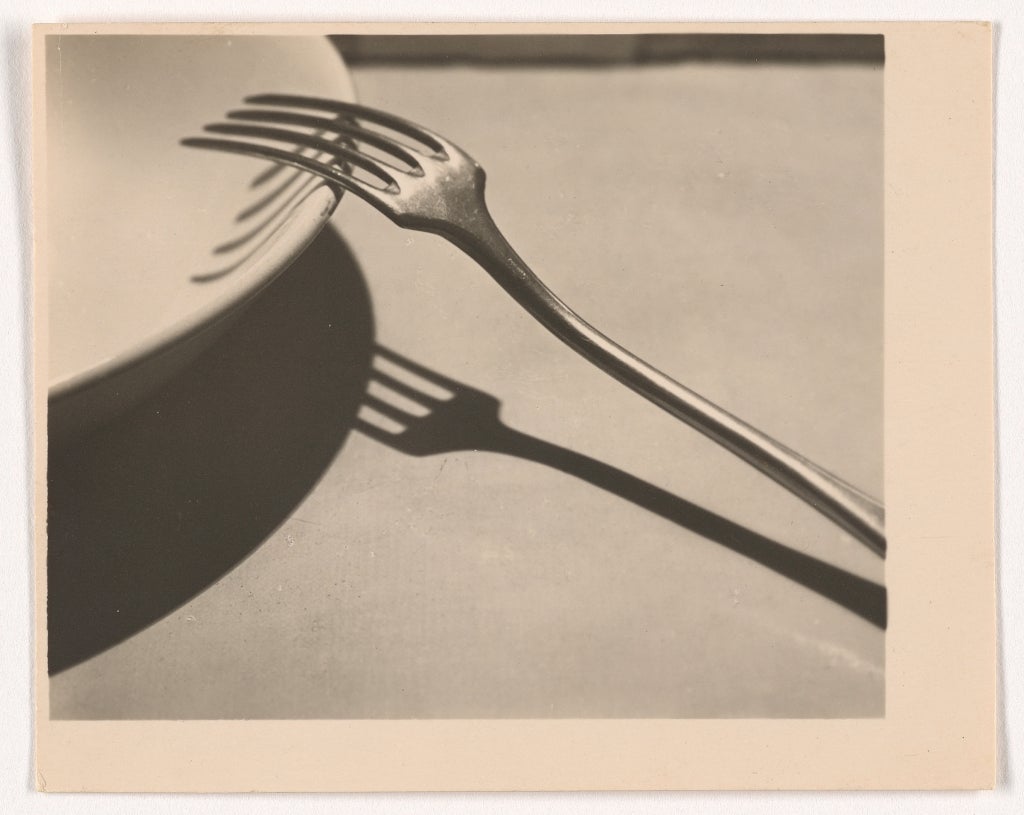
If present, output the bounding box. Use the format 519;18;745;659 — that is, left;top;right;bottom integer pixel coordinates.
32;20;994;792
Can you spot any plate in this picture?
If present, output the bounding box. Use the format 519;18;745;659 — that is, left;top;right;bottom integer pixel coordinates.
43;35;355;441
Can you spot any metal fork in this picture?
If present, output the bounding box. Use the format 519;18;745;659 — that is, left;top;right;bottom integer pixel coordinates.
183;94;886;556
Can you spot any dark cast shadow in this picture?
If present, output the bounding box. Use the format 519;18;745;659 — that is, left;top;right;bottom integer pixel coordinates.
47;225;375;674
358;345;887;629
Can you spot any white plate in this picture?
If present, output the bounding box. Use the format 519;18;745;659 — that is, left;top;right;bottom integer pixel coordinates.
44;35;355;440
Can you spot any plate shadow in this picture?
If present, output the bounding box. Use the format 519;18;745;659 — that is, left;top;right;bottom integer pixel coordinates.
47;225;375;674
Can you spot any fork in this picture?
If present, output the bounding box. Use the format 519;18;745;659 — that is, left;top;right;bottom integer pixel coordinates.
183;94;886;556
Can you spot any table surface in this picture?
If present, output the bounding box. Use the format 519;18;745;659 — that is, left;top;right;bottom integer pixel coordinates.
49;56;884;719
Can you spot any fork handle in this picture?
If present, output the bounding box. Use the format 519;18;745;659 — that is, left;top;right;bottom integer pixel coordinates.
436;206;885;557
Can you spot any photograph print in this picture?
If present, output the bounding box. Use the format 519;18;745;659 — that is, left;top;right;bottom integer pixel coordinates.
43;31;885;719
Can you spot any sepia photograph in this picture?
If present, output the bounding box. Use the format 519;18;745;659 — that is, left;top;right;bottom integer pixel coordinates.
41;31;887;721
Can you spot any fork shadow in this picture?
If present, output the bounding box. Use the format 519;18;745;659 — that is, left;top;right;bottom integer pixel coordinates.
360;346;886;629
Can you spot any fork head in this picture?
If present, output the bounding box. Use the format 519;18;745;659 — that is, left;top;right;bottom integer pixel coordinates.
182;94;490;236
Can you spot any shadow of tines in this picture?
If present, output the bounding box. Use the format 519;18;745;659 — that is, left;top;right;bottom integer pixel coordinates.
356;344;886;629
190;128;342;284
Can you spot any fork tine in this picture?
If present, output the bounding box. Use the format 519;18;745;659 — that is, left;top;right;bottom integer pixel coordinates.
245;94;448;155
201;123;398;187
180;137;393;205
248;130;327;188
227;109;424;170
375;345;464;394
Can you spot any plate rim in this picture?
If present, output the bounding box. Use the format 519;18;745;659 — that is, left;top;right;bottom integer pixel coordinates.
45;35;353;403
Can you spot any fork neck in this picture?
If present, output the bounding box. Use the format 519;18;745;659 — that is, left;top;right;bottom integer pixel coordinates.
428;202;572;331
